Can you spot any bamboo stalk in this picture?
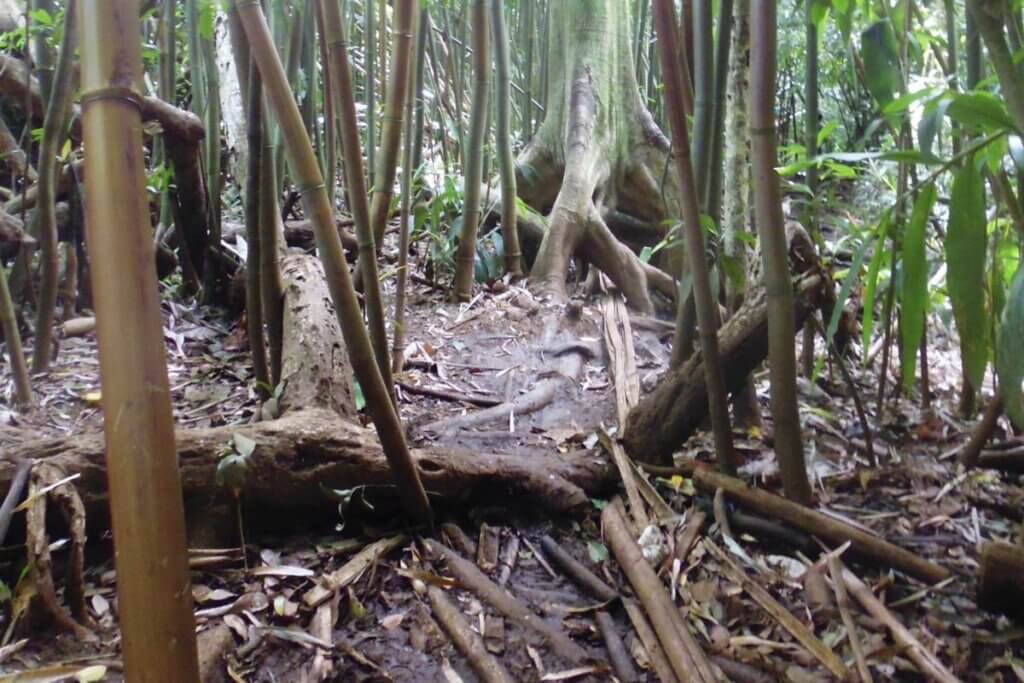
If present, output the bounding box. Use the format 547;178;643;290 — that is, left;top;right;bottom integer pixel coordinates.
489;0;522;277
748;0;811;504
77;0;199;678
453;0;490;301
0;223;31;405
237;0;431;525
244;55;270;392
31;0;77;373
653;0;737;475
318;0;396;395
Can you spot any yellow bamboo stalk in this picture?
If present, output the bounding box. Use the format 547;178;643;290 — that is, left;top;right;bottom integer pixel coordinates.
77;1;199;680
236;0;432;525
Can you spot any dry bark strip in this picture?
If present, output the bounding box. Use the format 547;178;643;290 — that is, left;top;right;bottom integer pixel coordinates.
602;500;717;683
425;539;589;664
427;586;517;683
621;598;680;683
2;410;614;530
703;539;849;679
692;467;950;584
827;555;874;683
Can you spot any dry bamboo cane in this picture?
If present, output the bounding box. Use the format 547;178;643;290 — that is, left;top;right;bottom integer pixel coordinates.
77;0;200;679
317;0;395;396
236;0;432;525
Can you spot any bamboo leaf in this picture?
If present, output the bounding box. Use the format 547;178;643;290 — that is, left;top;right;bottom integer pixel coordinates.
900;185;937;389
861;214;891;360
945;157;991;389
997;265;1024;429
946;91;1017;132
860;21;901;107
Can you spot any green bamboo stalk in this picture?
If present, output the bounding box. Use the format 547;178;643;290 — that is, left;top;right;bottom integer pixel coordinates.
519;0;534;139
392;11;418;376
453;0;489;301
749;0;811;505
366;0;377;178
367;0;418;245
691;0;714;206
77;0;200;677
320;0;396;397
31;0;77;373
0;222;32;406
237;0;432;525
411;7;429;181
245;58;270;393
653;0;736;476
489;0;521;277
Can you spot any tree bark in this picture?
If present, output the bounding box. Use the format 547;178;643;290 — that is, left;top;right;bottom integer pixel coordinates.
2;410;614;530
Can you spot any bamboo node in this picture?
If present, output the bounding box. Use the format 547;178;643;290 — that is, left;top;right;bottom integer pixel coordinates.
296;182;326;197
80;86;143;111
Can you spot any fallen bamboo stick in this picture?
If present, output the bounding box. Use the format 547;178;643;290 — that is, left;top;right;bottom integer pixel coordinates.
596;611;638;683
425;539;588;664
692;467;950;584
621;598;680;683
602;500;717;683
539;535;618;602
840;564;961;683
427;585;516;683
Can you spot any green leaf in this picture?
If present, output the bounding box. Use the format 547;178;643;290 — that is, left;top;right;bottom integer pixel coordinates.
862;214;891;359
998;264;1024;428
946;91;1017;132
945;157;991;389
919;97;952;158
816;233;872;380
861;21;901;107
29;9;54;25
587;541;609;564
900;186;937;389
352;379;366;411
232;432;257;457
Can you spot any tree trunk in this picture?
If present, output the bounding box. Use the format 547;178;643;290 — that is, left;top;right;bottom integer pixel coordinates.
518;0;684;314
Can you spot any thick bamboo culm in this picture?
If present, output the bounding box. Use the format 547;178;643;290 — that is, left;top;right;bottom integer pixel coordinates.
236;0;432;525
76;0;200;680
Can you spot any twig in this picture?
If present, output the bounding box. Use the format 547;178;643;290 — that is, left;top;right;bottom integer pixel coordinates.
812;315;875;465
396;380;502;407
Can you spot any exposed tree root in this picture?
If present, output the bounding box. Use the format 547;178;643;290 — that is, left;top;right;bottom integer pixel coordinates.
623;275;828;463
2;410;615;529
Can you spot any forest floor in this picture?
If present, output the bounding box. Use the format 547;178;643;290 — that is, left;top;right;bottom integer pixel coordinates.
0;238;1023;682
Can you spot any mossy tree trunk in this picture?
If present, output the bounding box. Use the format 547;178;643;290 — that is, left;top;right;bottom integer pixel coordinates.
517;0;684;315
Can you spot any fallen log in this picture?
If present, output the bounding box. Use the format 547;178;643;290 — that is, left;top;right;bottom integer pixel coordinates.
223;217;358;252
1;409;614;531
623;274;827;463
978;541;1024;620
692;467;950;584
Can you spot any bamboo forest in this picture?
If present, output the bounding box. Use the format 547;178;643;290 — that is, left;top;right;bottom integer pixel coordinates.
0;0;1023;679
